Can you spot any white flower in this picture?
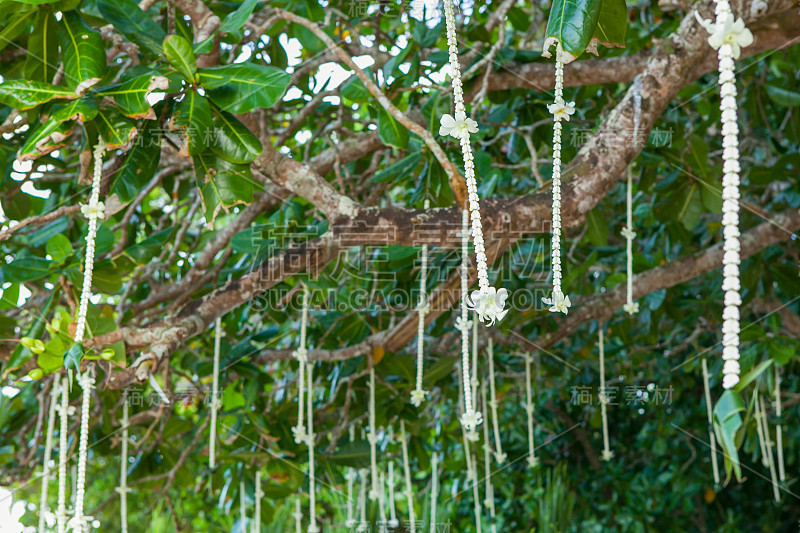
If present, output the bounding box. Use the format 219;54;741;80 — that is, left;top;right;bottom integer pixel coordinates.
454;315;472;332
467;287;509;326
291;424;308;445
439;111;479;139
601;449;615;462
620;226;636;240
410;389;428;407
291;347;308;363
80;200;105;220
623;301;639;315
460;410;483;432
542;289;571;315
527;456;540;469
695;12;753;59
547;98;576;121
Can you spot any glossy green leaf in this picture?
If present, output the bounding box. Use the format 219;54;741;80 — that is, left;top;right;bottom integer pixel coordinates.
198;63;290;114
63;342;83;372
585;206;609;246
97;0;166;57
209;107;262;164
123;227;177;264
713;390;745;483
0;80;79;111
324;440;370;468
543;0;603;62
377;108;409;149
0;257;51;282
733;359;773;391
18;119;76;161
0;6;36;53
163;34;197;82
173;89;212;155
46;234;73;265
0;284;19;310
96;75;168;119
219;0;259;34
589;0;627;54
192;153;256;227
50;96;99;122
765;85;800;107
112;119;162;203
58;10;106;92
675;182;702;231
24;10;58;82
3;289;54;377
93;107;138;149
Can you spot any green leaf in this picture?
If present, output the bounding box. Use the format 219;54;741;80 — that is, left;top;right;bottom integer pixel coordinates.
0;257;51;282
19;119;76;162
713;390;745;483
588;0;627;54
3;289;54;377
173;90;212;155
370;152;422;183
0;284;20;310
340;76;369;103
93;107;138;149
585;206;609;246
219;0;259;34
422;357;457;387
58;11;106;92
686;134;709;177
0;6;36;53
198;63;290;114
24;10;58;82
112;119;162;203
122;227;176;264
97;0;166;57
675;182;702;231
0;80;79;111
209;107;262;164
63;342;83;372
377;108;409;149
96;75;169;119
50;96;99;123
765;85;800;107
733;359;773;391
163;34;197;82
324;440;371;468
543;0;603;62
192;153;256;227
46;234;73;265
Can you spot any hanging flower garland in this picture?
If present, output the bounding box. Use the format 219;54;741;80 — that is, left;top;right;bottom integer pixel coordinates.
486;339;506;464
456;208;481;432
598;324;613;462
368;365;380;501
439;0;509;327
412;199;431;407
306;361;320;533
429;452;439;533
695;2;753;390
523;353;538;469
399;421;417;533
387;460;399;529
38;379;59;533
292;285;310;444
56;375;71;533
116;393;131;533
209;316;222;469
541;60;573;316
622;77;643;315
293;497;303;533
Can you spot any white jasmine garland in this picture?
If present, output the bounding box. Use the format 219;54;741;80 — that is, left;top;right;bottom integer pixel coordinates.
38;379;59;533
116;393;131;533
292;285;310;444
598;326;613;462
700;358;721;485
73;370;95;530
56;376;71;533
486;339;506;464
697;1;751;390
368;366;380;500
429;453;439;533
387;461;399;528
307;362;320;533
209;317;222;469
440;0;509;327
457;208;482;432
412;200;431;406
523;353;538;469
542;60;572;315
400;421;416;533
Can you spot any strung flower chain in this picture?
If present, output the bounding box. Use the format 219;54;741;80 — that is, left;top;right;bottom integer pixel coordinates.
457;208;482;432
56;375;71;533
368;366;380;500
486;339;506;464
116;393;132;533
72;370;95;530
253;471;263;533
542;60;573;315
38;379;59;533
696;1;752;389
598;325;613;462
480;382;498;533
412;200;431;406
399;421;416;533
292;285;310;444
307;361;320;533
209;317;222;469
439;0;509;327
700;358;720;486
428;453;439;533
523;353;538;469
775;367;785;482
623;77;643;315
387;461;399;529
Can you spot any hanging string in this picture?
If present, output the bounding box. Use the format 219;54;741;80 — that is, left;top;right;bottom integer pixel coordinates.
56;375;69;533
758;395;780;503
38;379;59;533
239;480;247;532
293;497;302;533
622;77;642;315
523;353;538;469
209;316;222;469
457;208;481;433
252;471;262;533
486;339;505;464
753;391;769;467
115;392;131;533
345;424;357;528
480;382;497;533
356;468;367;532
412;199;431;406
774;366;785;482
377;467;387;530
428;453;439;533
700;359;720;486
387;454;399;528
368;365;380;501
307;361;319;533
456;359;482;533
598;325;613;462
400;421;416;533
292;285;310;444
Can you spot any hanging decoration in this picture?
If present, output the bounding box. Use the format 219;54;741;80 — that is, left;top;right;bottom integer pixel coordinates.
345;425;357;529
307;361;319;533
116;393;131;533
377;467;387;530
356;468;368;532
253;471;262;533
695;3;752;389
598;325;613;462
439;0;509;327
480;382;498;533
541;60;573;315
523;353;538;469
775;367;785;482
461;426;482;533
292;285;310;444
457;208;481;433
486;339;506;464
56;375;70;533
38;379;59;533
400;421;417;533
429;453;439;533
239;480;247;532
622;77;643;315
700;359;720;486
387;456;399;528
209;317;222;469
412;199;431;406
293;497;302;533
368;365;380;501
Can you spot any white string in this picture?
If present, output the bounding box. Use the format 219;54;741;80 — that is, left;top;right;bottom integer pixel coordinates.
356;468;367;532
523;353;538;469
368;366;380;501
345;425;356;528
700;358;720;485
38;379;59;533
239;480;247;532
598;325;613;461
480;382;497;533
753;391;769;467
412;199;430;406
252;471;262;533
56;375;69;533
293;497;302;533
486;339;505;464
387;461;398;528
400;421;416;533
209;316;222;469
116;393;131;533
292;285;310;443
307;362;319;533
428;453;438;533
457;208;481;433
461;426;482;533
775;366;785;482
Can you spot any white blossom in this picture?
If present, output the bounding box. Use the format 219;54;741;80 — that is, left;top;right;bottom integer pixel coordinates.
80;200;105;220
547;98;576;121
439;111;479;140
695;11;753;59
542;289;571;315
467;287;509;326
